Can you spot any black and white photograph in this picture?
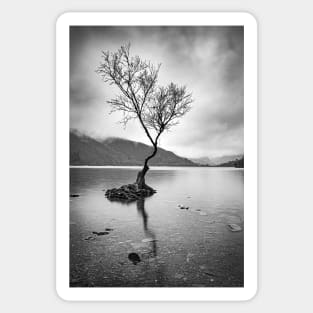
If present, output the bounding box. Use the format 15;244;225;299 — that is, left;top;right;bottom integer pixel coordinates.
57;12;257;300
3;1;313;311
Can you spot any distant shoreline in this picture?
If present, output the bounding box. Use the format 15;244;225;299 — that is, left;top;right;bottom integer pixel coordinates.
70;165;244;169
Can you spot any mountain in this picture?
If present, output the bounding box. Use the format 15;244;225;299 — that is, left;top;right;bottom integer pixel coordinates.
210;154;243;165
218;157;244;168
190;157;213;166
191;154;244;167
70;131;197;166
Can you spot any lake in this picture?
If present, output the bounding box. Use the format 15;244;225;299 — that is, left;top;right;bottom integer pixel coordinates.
70;166;244;287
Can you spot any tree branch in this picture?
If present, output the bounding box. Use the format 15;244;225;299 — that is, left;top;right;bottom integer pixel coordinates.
96;43;193;157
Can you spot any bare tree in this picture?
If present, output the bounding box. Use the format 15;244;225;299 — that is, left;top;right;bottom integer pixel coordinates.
96;43;193;191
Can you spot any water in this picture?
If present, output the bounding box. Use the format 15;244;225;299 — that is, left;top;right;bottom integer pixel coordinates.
70;167;244;287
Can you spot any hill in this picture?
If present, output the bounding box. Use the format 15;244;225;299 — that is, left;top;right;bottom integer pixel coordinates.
191;154;243;166
218;157;244;168
70;131;197;166
210;154;243;165
190;156;213;166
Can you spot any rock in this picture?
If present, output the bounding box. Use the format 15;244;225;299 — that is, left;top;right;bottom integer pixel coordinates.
92;231;110;236
178;204;189;210
105;183;156;202
70;194;80;198
84;236;95;241
128;253;141;265
105;228;113;232
227;224;242;232
204;272;215;277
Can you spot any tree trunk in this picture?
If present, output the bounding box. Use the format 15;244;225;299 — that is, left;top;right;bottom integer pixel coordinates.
135;145;158;189
135;163;149;189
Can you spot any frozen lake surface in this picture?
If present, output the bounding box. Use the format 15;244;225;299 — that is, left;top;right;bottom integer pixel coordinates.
70;167;244;287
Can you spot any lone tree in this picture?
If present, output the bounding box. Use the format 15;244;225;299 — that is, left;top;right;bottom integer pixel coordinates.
96;43;192;200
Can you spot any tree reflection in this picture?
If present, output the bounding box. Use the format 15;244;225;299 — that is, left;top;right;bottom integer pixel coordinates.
136;197;157;258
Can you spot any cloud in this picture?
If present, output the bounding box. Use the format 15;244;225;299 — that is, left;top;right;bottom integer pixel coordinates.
70;26;243;158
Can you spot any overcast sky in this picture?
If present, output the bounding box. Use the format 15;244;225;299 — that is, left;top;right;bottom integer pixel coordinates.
70;26;243;158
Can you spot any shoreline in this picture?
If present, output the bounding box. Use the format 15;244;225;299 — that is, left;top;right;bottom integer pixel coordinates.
70;165;244;170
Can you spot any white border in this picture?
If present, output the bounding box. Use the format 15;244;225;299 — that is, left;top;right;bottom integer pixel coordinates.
56;12;258;301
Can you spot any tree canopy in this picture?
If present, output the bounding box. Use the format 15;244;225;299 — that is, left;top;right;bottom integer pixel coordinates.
96;43;193;149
